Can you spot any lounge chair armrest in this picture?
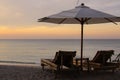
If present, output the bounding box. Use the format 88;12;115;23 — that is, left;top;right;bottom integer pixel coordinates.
41;59;69;70
41;59;57;69
105;62;120;67
89;62;101;68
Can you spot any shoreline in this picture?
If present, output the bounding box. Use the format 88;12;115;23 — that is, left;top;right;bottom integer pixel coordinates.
0;61;40;67
0;60;37;64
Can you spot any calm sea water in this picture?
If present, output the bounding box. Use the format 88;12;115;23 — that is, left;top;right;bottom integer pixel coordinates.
0;39;120;64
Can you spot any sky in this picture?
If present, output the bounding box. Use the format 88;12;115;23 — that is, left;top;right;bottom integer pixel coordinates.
0;0;120;39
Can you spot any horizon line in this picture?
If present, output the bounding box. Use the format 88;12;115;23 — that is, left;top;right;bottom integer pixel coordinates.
0;38;120;40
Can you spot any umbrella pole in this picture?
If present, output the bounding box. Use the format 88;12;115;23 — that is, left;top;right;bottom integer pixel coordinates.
80;22;84;71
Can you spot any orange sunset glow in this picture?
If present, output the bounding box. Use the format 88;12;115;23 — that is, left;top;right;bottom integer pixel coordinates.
0;0;120;39
0;24;120;39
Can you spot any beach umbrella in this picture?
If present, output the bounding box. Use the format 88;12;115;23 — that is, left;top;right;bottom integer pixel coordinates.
38;3;120;70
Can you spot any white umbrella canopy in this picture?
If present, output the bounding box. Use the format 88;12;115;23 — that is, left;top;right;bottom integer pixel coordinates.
38;3;120;24
38;3;120;70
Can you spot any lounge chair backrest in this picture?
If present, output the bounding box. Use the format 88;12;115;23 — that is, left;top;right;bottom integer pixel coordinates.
92;50;114;64
53;50;76;67
113;53;120;62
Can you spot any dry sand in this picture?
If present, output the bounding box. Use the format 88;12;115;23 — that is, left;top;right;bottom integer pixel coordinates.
0;63;120;80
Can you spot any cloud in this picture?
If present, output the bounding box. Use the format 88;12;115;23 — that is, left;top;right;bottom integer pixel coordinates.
0;0;120;27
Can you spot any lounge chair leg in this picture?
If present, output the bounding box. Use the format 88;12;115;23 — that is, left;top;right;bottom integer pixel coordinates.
41;64;45;70
54;70;60;79
112;68;115;73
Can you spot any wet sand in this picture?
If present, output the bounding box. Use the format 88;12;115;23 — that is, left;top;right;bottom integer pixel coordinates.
0;63;120;80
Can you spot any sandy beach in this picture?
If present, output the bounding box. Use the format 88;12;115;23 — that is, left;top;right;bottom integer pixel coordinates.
0;63;119;80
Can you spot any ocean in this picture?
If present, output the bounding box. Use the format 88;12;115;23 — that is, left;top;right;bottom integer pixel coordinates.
0;39;120;64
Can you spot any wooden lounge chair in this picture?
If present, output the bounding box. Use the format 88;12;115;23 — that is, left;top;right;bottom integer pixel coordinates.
86;50;118;72
41;50;76;72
